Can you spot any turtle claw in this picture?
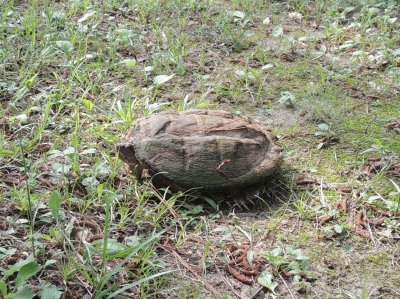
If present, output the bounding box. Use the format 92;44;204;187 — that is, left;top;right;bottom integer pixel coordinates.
231;186;260;210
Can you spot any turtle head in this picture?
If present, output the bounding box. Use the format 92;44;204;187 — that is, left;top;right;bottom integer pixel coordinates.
117;143;139;166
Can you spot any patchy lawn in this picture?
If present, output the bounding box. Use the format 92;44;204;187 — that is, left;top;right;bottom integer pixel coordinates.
1;0;399;298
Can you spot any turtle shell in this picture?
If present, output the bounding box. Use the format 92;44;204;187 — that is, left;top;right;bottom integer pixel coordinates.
118;110;281;191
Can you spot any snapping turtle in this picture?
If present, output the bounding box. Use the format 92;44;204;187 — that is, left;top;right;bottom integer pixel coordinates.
118;110;281;192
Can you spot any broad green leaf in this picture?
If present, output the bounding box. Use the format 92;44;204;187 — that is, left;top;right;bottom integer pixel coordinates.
202;196;219;212
261;63;274;70
368;7;380;15
44;259;57;267
48;190;61;221
279;91;295;107
3;255;35;279
318;123;329;131
177;64;186;75
82;98;93;110
97;183;104;199
0;247;16;260
24;74;37;88
52;163;71;174
0;280;7;297
77;10;96;23
228;10;245;18
39;285;62;299
270;247;282;256
263;17;271;25
153;74;175;85
15;261;41;287
15;114;28;124
15;219;29;224
235;69;246;77
80;148;97;155
143;66;154;72
261;254;288;268
92;238;128;255
333;224;344;234
0;149;14;156
63;147;76;155
13;286;34;299
119;58;136;68
257;271;278;293
272;26;283;37
55;41;73;52
125;235;141;247
315;131;326;136
82;176;99;190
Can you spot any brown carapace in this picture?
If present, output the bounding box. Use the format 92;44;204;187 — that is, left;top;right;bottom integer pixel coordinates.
118;110;281;192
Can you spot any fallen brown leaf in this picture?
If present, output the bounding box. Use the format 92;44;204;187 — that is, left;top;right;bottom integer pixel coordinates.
242;249;251;271
366;204;393;217
356;211;366;227
364;158;385;175
366;218;385;227
336;187;352;194
226;265;253;285
318;215;334;226
87;233;104;243
296;175;317;185
354;227;371;240
385;120;400;133
228;256;243;266
388;160;400;178
340;198;349;213
1;220;9;230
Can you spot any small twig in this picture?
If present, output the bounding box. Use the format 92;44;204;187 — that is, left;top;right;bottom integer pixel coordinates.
76;219;101;233
287;216;300;233
364;221;376;244
223;219;241;247
278;272;297;299
150;185;186;239
221;275;243;299
36;176;55;189
364;116;377;134
217;159;231;172
250;287;265;299
216;159;233;181
20;139;35;258
161;245;219;297
76;274;93;296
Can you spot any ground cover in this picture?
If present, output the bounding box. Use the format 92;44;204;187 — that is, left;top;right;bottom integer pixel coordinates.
0;0;399;298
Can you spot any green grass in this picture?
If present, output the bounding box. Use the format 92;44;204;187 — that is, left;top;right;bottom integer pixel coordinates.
1;0;400;298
